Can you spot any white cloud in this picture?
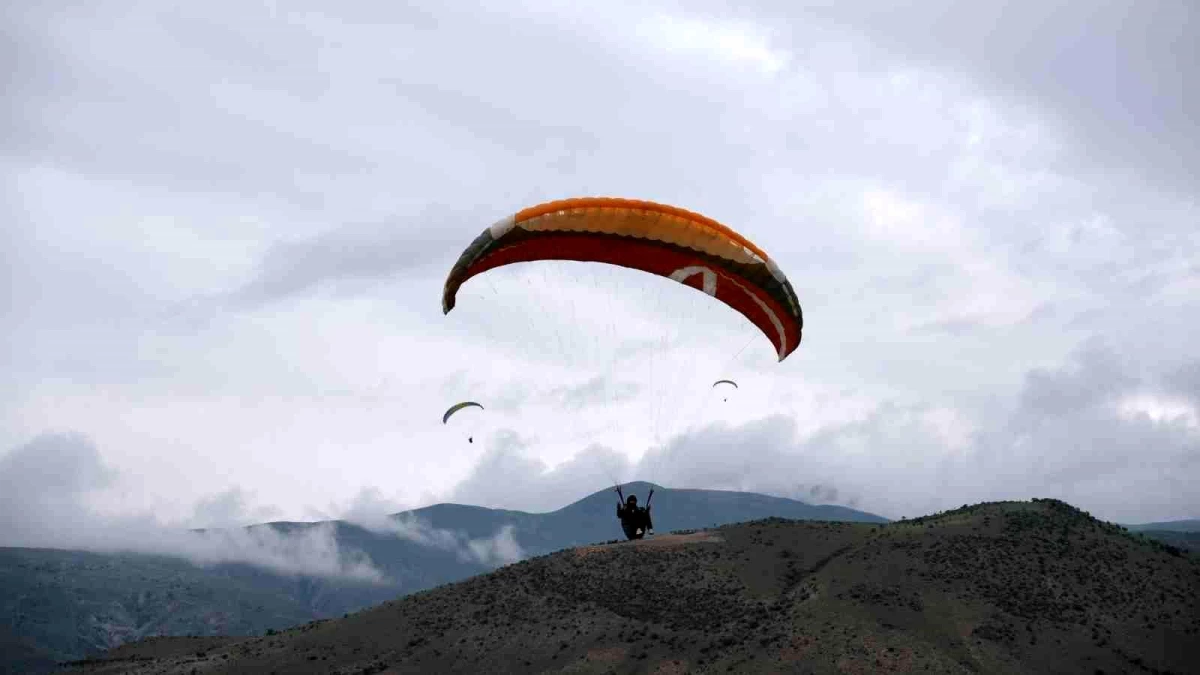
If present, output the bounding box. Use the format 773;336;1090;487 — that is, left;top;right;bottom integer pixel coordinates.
445;342;1200;524
2;0;1197;536
0;433;530;580
336;486;527;566
188;487;283;529
1117;394;1198;430
0;433;385;581
637;12;790;74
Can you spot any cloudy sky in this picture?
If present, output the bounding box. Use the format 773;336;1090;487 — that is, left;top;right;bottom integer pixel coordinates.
4;0;1198;551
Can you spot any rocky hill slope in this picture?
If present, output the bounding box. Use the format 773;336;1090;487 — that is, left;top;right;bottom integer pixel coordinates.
2;482;885;672
64;499;1199;674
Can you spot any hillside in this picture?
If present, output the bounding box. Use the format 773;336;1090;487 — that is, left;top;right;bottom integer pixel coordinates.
0;523;494;672
0;624;56;675
65;499;1200;674
1;483;884;672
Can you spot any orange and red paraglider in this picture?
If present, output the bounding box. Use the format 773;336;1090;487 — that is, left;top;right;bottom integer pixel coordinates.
441;197;804;361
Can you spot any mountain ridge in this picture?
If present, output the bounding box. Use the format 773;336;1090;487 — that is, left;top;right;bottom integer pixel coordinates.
64;498;1200;674
1;482;885;673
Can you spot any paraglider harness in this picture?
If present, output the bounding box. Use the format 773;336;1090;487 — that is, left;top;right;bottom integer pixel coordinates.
616;486;654;540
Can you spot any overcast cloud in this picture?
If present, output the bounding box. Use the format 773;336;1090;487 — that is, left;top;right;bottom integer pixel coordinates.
3;0;1197;551
0;432;523;578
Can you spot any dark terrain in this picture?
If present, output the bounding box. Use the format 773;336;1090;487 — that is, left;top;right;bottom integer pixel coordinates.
63;499;1199;674
1;483;884;672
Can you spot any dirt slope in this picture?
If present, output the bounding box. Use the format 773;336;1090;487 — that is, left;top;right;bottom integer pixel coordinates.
62;500;1200;674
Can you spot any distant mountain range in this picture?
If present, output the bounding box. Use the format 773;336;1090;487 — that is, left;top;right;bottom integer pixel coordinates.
0;482;886;673
64;499;1200;675
1126;518;1200;533
1118;518;1200;556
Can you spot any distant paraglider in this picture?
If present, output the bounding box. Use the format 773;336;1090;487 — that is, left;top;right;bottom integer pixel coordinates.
443;401;484;443
712;379;738;402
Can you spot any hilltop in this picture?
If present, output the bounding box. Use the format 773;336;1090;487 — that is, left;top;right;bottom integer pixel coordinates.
406;481;885;552
66;498;1199;674
1;483;884;672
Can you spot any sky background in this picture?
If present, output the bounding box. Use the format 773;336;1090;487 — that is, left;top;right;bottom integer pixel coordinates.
4;0;1198;562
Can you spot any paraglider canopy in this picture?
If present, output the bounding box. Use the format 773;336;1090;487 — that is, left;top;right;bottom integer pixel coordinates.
442;401;483;424
441;197;804;361
439;196;807;461
443;401;484;444
713;379;738;402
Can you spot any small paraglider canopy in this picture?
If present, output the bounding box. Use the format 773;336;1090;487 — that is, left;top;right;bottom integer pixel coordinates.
442;401;483;424
713;379;737;402
443;401;484;443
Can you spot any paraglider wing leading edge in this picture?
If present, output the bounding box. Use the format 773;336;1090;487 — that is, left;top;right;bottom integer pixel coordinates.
442;401;483;424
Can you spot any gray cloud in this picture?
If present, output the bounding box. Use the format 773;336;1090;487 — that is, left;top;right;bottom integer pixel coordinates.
0;434;392;581
897;343;1197;520
449;342;1199;523
450;431;632;513
331;486;524;566
3;4;372;203
353;512;524;567
0;432;531;577
188;486;283;529
167;522;385;582
1015;340;1137;419
0;432;118;545
1163;360;1200;403
2;0;1196;533
221;207;482;310
958;343;1200;514
542;376;643;412
694;0;1199;196
447;414;868;513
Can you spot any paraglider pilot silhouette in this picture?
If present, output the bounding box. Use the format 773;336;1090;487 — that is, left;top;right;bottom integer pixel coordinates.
615;486;654;540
